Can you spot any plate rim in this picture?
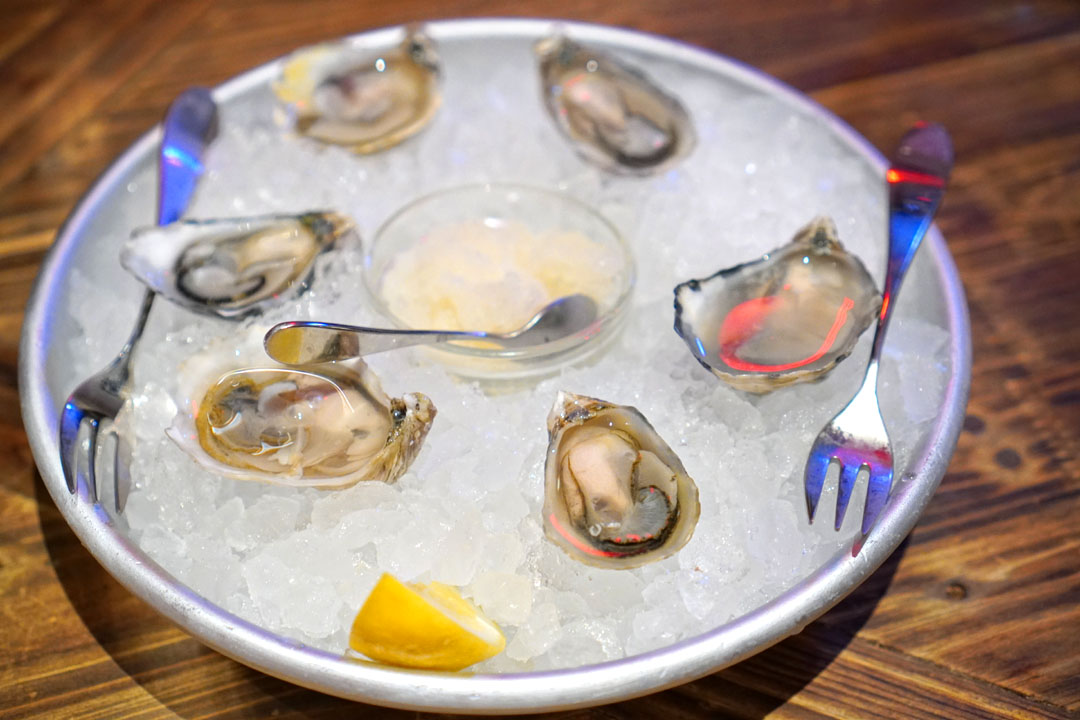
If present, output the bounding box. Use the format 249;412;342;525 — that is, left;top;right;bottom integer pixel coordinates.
18;17;971;713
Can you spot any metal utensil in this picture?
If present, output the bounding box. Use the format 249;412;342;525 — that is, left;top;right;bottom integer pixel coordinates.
804;122;953;541
263;293;599;365
58;88;218;501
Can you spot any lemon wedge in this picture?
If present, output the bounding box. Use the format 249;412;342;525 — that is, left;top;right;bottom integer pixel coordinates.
349;573;505;671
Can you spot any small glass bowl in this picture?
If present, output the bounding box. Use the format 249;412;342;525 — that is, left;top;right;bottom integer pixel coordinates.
364;183;635;378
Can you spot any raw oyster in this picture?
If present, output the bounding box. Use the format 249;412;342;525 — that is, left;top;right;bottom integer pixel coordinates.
536;35;694;175
543;391;700;569
274;27;440;153
121;212;355;318
674;216;882;393
167;329;435;487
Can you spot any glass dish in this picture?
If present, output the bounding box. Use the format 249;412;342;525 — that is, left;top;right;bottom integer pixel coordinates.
364;182;635;378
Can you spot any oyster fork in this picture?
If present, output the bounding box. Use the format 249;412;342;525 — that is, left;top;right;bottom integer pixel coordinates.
58;88;217;501
804;123;953;540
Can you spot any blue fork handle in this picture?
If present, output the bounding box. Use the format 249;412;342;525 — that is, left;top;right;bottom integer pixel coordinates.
870;123;954;362
158;87;218;225
119;88;218;357
112;88;218;366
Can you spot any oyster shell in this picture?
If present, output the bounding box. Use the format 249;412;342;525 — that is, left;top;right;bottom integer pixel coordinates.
121;212;355;318
543;391;700;569
674;216;882;393
167;329;435;487
274;27;440;153
536;35;695;175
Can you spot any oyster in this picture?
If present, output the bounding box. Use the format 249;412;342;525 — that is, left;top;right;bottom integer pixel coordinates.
674;216;882;393
274;27;440;153
167;329;435;487
543;392;700;569
121;212;355;318
536;35;695;175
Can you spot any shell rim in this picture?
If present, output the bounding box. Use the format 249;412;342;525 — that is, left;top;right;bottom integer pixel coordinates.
273;27;442;153
672;220;884;391
18;18;971;714
541;391;702;570
121;211;355;319
537;35;697;175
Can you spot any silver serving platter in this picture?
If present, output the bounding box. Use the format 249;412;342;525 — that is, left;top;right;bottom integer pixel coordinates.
19;18;970;714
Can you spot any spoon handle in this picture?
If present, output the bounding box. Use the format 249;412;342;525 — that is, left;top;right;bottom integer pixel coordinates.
264;321;489;364
869;123;953;364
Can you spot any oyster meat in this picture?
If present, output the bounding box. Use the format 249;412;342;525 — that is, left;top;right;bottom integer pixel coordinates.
536;35;695;175
121;212;355;318
543;392;700;569
274;27;440;153
167;330;435;487
674;216;882;393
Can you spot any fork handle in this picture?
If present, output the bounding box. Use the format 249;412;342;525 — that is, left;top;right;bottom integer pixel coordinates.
107;90;220;388
870;123;953;363
102;289;155;394
158;88;218;225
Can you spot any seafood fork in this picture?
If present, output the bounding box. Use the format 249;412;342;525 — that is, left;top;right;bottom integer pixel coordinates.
804;123;953;542
57;88;217;503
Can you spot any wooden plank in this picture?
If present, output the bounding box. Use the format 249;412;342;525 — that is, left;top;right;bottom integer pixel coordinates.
185;0;1080;92
847;287;1080;706
0;0;213;193
812;31;1080;163
0;1;66;65
701;634;1070;719
1;1;1079;718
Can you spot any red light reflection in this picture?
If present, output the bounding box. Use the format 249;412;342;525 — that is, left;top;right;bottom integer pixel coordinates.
886;168;944;187
719;296;855;373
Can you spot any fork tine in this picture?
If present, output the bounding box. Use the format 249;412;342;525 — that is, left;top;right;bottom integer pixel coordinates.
59;402;85;492
114;430;133;513
804;450;832;523
82;418;101;504
834;461;863;531
861;464;894;536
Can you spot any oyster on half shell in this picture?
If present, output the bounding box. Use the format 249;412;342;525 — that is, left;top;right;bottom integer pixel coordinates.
274;26;440;153
536;35;695;175
543;392;700;569
674;216;882;393
167;330;435;487
121;212;355;319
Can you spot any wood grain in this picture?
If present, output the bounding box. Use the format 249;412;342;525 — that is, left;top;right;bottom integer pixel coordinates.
1;1;1078;717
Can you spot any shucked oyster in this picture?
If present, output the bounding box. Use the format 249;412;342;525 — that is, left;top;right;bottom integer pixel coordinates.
536;35;695;175
674;217;882;393
543;392;700;569
121;212;355;319
167;330;435;487
274;27;440;153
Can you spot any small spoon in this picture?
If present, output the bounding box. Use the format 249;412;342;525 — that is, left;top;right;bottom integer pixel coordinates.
263;293;600;365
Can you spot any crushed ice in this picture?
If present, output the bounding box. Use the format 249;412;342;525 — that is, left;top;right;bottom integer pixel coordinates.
64;36;953;672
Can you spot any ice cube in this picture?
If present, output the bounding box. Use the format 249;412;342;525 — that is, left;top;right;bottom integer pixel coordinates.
469;571;533;626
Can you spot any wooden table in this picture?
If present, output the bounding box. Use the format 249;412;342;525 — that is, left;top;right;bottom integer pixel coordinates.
2;1;1078;717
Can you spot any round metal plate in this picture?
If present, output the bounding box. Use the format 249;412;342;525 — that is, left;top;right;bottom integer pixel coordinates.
19;18;970;713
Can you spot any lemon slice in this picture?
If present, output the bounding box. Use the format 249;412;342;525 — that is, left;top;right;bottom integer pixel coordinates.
349;573;505;671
